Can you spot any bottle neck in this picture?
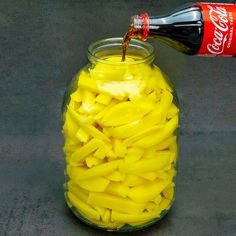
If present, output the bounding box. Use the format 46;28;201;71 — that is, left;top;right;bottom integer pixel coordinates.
132;6;202;40
131;5;203;54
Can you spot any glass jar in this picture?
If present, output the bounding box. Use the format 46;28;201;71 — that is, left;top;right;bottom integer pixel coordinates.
62;38;179;232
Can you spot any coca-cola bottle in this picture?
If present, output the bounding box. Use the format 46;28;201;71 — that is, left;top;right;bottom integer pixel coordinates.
123;2;236;57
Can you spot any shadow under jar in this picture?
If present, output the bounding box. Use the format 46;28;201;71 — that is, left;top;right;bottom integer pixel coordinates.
62;38;179;232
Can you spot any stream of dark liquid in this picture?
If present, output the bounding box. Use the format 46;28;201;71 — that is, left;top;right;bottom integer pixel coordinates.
121;27;141;61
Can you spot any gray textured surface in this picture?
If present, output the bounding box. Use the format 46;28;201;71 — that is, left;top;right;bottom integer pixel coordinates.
0;0;236;235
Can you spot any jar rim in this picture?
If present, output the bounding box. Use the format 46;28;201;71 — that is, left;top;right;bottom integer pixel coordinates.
87;37;154;65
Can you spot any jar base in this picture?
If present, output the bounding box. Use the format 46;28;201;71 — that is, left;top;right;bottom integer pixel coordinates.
65;194;173;232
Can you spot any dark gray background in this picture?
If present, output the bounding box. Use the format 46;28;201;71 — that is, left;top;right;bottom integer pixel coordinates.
0;1;236;235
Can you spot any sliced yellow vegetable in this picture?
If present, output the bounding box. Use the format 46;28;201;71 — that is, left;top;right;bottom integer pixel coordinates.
102;209;111;223
167;103;179;119
128;180;169;203
87;192;145;214
100;101;148;126
160;89;173;122
154;194;162;205
111;209;161;224
145;202;159;212
107;106;162;139
113;139;127;157
68;160;122;181
155;135;176;151
155;170;169;179
89;62;127;81
170;142;178;163
70;138;104;163
106;182;130;198
62;111;79;139
95;93;112;105
78;71;100;93
131;115;178;148
143;150;171;160
70;90;82;102
79;89;96;113
85;156;104;168
94;99;119;121
124;124;164;146
67;105;94;125
162;183;174;200
76;128;89;142
78;177;110;192
122;174;146;186
119;154;170;174
98;80;143;100
106;171;126;182
63;139;80;157
152;66;173;92
137;172;157;181
159;197;171;211
67;191;100;220
94;207;106;218
94;145;110;159
85;217;124;229
124;147;144;163
67;180;89;202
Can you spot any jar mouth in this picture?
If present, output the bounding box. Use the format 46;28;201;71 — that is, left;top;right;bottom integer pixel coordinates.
88;37;154;65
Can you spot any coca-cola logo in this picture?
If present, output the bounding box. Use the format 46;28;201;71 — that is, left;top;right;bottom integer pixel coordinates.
207;5;229;55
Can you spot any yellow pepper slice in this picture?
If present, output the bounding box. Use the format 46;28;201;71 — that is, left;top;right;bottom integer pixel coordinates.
167;103;179;119
70;138;104;163
102;209;111;223
100;101;148;126
132;115;178;148
105;182;130;198
94;144;110;159
122;174;146;186
70;90;82;103
85;156;104;168
159;90;173;122
67;191;100;220
119;153;170;174
78;177;110;192
124;124;164;146
67;180;89;202
128;180;169;203
154;194;162;205
124;147;144;163
111;209;161;224
162;183;174;200
137;171;157;181
87;192;145;214
76;128;89;142
155;135;176;151
67;105;94;125
62;111;79;139
113;139;127;157
106;171;126;182
159;197;172;211
107;108;163;139
68;160;122;181
95;93;112;105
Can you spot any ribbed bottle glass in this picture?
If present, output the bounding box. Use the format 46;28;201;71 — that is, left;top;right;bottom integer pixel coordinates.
62;38;179;232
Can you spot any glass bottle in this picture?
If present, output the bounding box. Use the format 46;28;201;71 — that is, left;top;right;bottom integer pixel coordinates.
62;38;179;232
125;2;236;56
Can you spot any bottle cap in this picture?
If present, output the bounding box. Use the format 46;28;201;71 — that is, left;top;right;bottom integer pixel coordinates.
132;13;149;40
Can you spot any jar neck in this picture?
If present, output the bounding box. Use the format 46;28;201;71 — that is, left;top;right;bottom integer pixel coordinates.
87;38;154;66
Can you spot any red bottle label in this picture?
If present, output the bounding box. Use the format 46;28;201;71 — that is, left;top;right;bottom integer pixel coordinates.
198;2;236;56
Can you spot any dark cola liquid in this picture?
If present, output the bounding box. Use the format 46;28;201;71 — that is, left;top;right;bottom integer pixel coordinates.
122;4;204;61
122;27;141;61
